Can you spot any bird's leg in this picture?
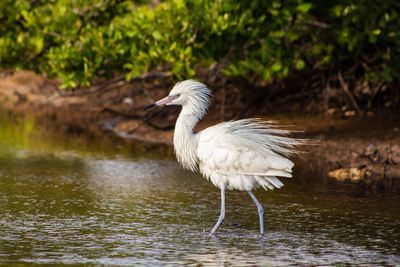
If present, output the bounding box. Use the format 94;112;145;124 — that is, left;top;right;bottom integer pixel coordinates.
210;188;225;234
247;191;264;235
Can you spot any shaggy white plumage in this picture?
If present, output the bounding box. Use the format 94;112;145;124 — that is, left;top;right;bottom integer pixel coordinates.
197;119;298;191
149;79;303;234
168;80;300;191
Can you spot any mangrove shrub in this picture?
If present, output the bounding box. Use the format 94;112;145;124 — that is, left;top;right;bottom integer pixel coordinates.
0;0;398;88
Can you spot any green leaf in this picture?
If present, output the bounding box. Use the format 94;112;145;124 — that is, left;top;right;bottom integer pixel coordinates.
152;31;162;40
271;61;282;72
297;3;312;13
372;29;381;35
295;59;305;70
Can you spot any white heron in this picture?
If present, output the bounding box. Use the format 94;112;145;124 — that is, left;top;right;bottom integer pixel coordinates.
145;80;303;235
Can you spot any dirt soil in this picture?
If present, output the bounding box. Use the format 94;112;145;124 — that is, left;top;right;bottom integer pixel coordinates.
1;71;399;193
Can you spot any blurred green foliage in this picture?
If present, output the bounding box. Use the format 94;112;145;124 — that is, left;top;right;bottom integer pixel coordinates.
0;0;398;88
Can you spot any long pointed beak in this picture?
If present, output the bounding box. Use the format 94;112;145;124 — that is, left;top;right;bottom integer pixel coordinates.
144;95;174;110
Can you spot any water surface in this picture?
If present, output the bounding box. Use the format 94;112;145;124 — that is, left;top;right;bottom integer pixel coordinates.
0;113;399;266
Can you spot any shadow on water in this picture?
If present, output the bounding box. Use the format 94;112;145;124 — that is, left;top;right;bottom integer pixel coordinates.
0;111;399;265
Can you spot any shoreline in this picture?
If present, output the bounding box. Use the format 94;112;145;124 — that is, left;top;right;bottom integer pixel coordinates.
1;71;399;193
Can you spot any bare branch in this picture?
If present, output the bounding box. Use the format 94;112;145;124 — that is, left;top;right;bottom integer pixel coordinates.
338;71;362;115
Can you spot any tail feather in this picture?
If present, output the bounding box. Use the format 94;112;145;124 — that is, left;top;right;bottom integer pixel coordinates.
265;176;284;188
253;176;284;190
253;176;275;190
264;169;292;178
241;169;292;178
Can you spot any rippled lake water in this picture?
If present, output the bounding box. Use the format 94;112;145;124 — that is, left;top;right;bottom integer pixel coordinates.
0;113;399;266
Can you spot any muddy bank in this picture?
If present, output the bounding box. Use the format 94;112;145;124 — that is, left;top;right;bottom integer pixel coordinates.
0;71;399;193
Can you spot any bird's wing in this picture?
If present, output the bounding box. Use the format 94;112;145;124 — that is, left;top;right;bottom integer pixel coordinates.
197;119;302;178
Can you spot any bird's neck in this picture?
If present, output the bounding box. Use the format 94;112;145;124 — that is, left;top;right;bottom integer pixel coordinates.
173;108;202;172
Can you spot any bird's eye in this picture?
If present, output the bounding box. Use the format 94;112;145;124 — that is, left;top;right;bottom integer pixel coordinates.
174;93;181;98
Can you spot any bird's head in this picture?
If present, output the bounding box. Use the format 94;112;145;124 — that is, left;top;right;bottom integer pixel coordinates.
145;80;212;117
